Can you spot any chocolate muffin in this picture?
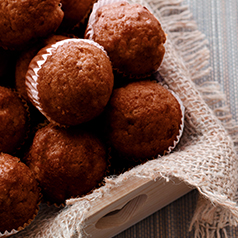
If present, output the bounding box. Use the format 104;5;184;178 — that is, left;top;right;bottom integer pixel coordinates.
0;86;29;154
25;38;114;126
0;153;40;234
104;80;184;161
25;124;108;205
0;0;64;50
15;35;69;102
85;1;166;78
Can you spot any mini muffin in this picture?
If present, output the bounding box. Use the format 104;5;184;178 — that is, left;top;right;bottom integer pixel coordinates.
0;153;40;234
15;35;69;102
25;38;114;126
59;0;96;31
85;1;166;78
25;124;108;205
0;0;64;50
104;80;184;161
0;86;29;154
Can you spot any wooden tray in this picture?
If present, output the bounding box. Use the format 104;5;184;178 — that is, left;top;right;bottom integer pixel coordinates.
83;176;192;238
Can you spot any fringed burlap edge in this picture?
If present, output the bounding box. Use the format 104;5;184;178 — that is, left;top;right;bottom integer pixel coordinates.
135;0;238;237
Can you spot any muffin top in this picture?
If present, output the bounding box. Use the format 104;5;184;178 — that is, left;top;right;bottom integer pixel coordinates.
85;1;166;77
26;39;114;126
0;86;29;154
105;80;183;160
26;124;107;205
0;0;64;50
0;153;40;233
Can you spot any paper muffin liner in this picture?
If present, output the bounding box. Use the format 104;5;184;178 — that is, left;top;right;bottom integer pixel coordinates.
85;0;166;79
25;38;110;127
165;88;185;155
149;79;185;157
0;187;41;238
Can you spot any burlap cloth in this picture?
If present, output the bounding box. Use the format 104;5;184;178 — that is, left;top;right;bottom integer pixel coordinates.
9;0;238;237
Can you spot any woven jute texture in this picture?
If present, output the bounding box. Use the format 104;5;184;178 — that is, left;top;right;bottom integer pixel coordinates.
7;0;238;237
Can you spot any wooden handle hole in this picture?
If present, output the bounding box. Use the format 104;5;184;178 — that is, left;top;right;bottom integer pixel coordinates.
95;194;147;229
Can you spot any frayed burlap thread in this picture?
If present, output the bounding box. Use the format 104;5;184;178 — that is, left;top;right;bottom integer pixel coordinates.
9;0;238;238
143;0;238;237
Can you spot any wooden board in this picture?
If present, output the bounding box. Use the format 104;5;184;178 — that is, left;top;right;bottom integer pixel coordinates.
83;176;192;238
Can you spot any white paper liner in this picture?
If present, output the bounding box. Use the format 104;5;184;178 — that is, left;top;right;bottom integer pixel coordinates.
165;88;185;155
0;228;19;238
0;194;41;238
25;38;110;125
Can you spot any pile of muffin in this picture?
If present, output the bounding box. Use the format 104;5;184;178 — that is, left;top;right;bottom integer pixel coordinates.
0;0;184;235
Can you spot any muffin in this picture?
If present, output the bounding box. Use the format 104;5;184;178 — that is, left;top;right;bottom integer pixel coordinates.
58;0;96;31
25;124;108;205
104;80;184;161
0;0;64;50
0;86;29;154
25;38;114;126
0;153;40;234
15;35;69;102
85;1;166;78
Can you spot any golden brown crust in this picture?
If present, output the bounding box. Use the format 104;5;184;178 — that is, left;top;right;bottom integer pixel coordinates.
0;86;29;154
86;1;166;77
0;0;64;50
105;80;182;160
26;124;107;205
26;39;114;126
0;153;40;233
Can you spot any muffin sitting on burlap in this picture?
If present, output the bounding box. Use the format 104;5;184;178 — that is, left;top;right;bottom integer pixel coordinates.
85;1;166;78
104;80;184;162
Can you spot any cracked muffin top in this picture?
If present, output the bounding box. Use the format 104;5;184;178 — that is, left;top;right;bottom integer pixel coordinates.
85;1;166;78
0;153;40;233
0;0;64;50
25;39;114;126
